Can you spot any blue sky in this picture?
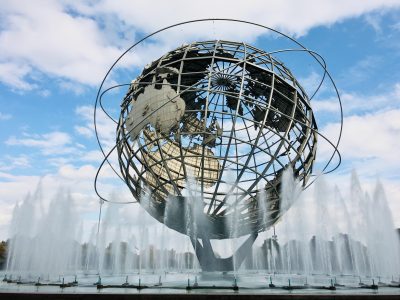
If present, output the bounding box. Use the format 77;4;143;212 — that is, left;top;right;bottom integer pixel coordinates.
1;0;400;240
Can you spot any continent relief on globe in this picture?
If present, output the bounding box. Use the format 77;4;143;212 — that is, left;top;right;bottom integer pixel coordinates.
125;75;220;192
126;78;186;141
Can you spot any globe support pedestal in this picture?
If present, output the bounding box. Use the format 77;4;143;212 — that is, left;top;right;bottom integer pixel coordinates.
190;233;258;272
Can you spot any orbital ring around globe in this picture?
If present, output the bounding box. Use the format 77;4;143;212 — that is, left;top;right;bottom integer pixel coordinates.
93;19;342;239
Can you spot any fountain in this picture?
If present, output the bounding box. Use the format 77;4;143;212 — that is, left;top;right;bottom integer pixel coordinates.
2;170;399;292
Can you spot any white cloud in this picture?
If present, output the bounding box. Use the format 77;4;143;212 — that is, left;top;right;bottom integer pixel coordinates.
58;164;98;180
75;105;93;121
392;21;400;31
9;155;31;169
76;0;400;36
0;0;123;89
0;155;31;171
313;100;339;113
38;89;51;97
319;109;400;177
74;125;93;138
75;105;116;149
5;131;75;155
342;55;383;84
0;62;36;90
46;156;72;168
314;82;400;114
1;0;400;91
0;112;12;120
80;150;103;163
58;80;87;95
364;12;384;33
299;71;328;98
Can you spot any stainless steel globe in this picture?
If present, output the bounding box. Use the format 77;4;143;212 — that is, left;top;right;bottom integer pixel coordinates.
116;40;318;240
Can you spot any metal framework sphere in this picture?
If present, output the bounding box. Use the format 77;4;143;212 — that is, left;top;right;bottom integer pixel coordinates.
116;40;318;239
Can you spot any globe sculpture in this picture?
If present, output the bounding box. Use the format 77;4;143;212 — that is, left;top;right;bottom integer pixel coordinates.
115;40;319;271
